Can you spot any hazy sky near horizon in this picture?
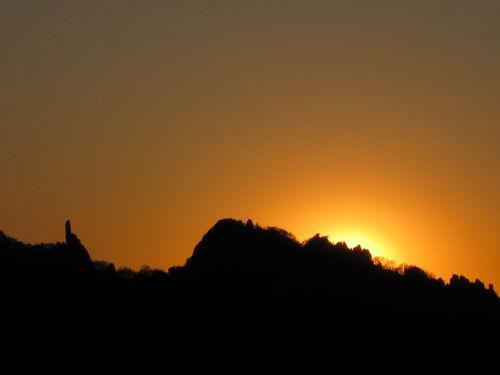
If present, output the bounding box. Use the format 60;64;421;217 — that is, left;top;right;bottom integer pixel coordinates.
1;1;499;286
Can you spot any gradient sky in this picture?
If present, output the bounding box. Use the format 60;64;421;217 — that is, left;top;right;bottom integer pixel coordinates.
1;1;499;287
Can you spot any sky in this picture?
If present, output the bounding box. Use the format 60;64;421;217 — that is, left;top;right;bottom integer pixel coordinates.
1;1;499;287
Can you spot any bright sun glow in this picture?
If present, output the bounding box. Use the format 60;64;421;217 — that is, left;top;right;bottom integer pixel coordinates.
328;230;393;260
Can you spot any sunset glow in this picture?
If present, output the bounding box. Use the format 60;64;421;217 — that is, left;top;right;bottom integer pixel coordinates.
1;1;498;289
329;230;393;260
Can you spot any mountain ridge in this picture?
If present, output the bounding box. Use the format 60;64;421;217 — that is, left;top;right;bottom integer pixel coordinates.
1;217;499;364
1;217;498;299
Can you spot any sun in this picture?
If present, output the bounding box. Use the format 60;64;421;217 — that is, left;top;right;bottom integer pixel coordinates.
328;229;393;260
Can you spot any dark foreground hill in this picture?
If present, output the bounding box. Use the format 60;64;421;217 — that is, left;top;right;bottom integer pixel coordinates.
1;218;499;367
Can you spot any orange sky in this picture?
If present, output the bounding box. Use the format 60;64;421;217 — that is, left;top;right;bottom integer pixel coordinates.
1;1;499;287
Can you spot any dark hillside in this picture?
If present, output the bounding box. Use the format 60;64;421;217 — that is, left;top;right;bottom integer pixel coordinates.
1;218;498;366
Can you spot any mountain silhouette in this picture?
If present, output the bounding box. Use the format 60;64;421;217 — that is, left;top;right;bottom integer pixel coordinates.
0;219;92;279
174;219;498;305
1;218;498;367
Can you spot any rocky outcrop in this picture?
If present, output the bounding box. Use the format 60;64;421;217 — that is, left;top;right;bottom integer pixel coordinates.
0;220;93;278
64;219;92;265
